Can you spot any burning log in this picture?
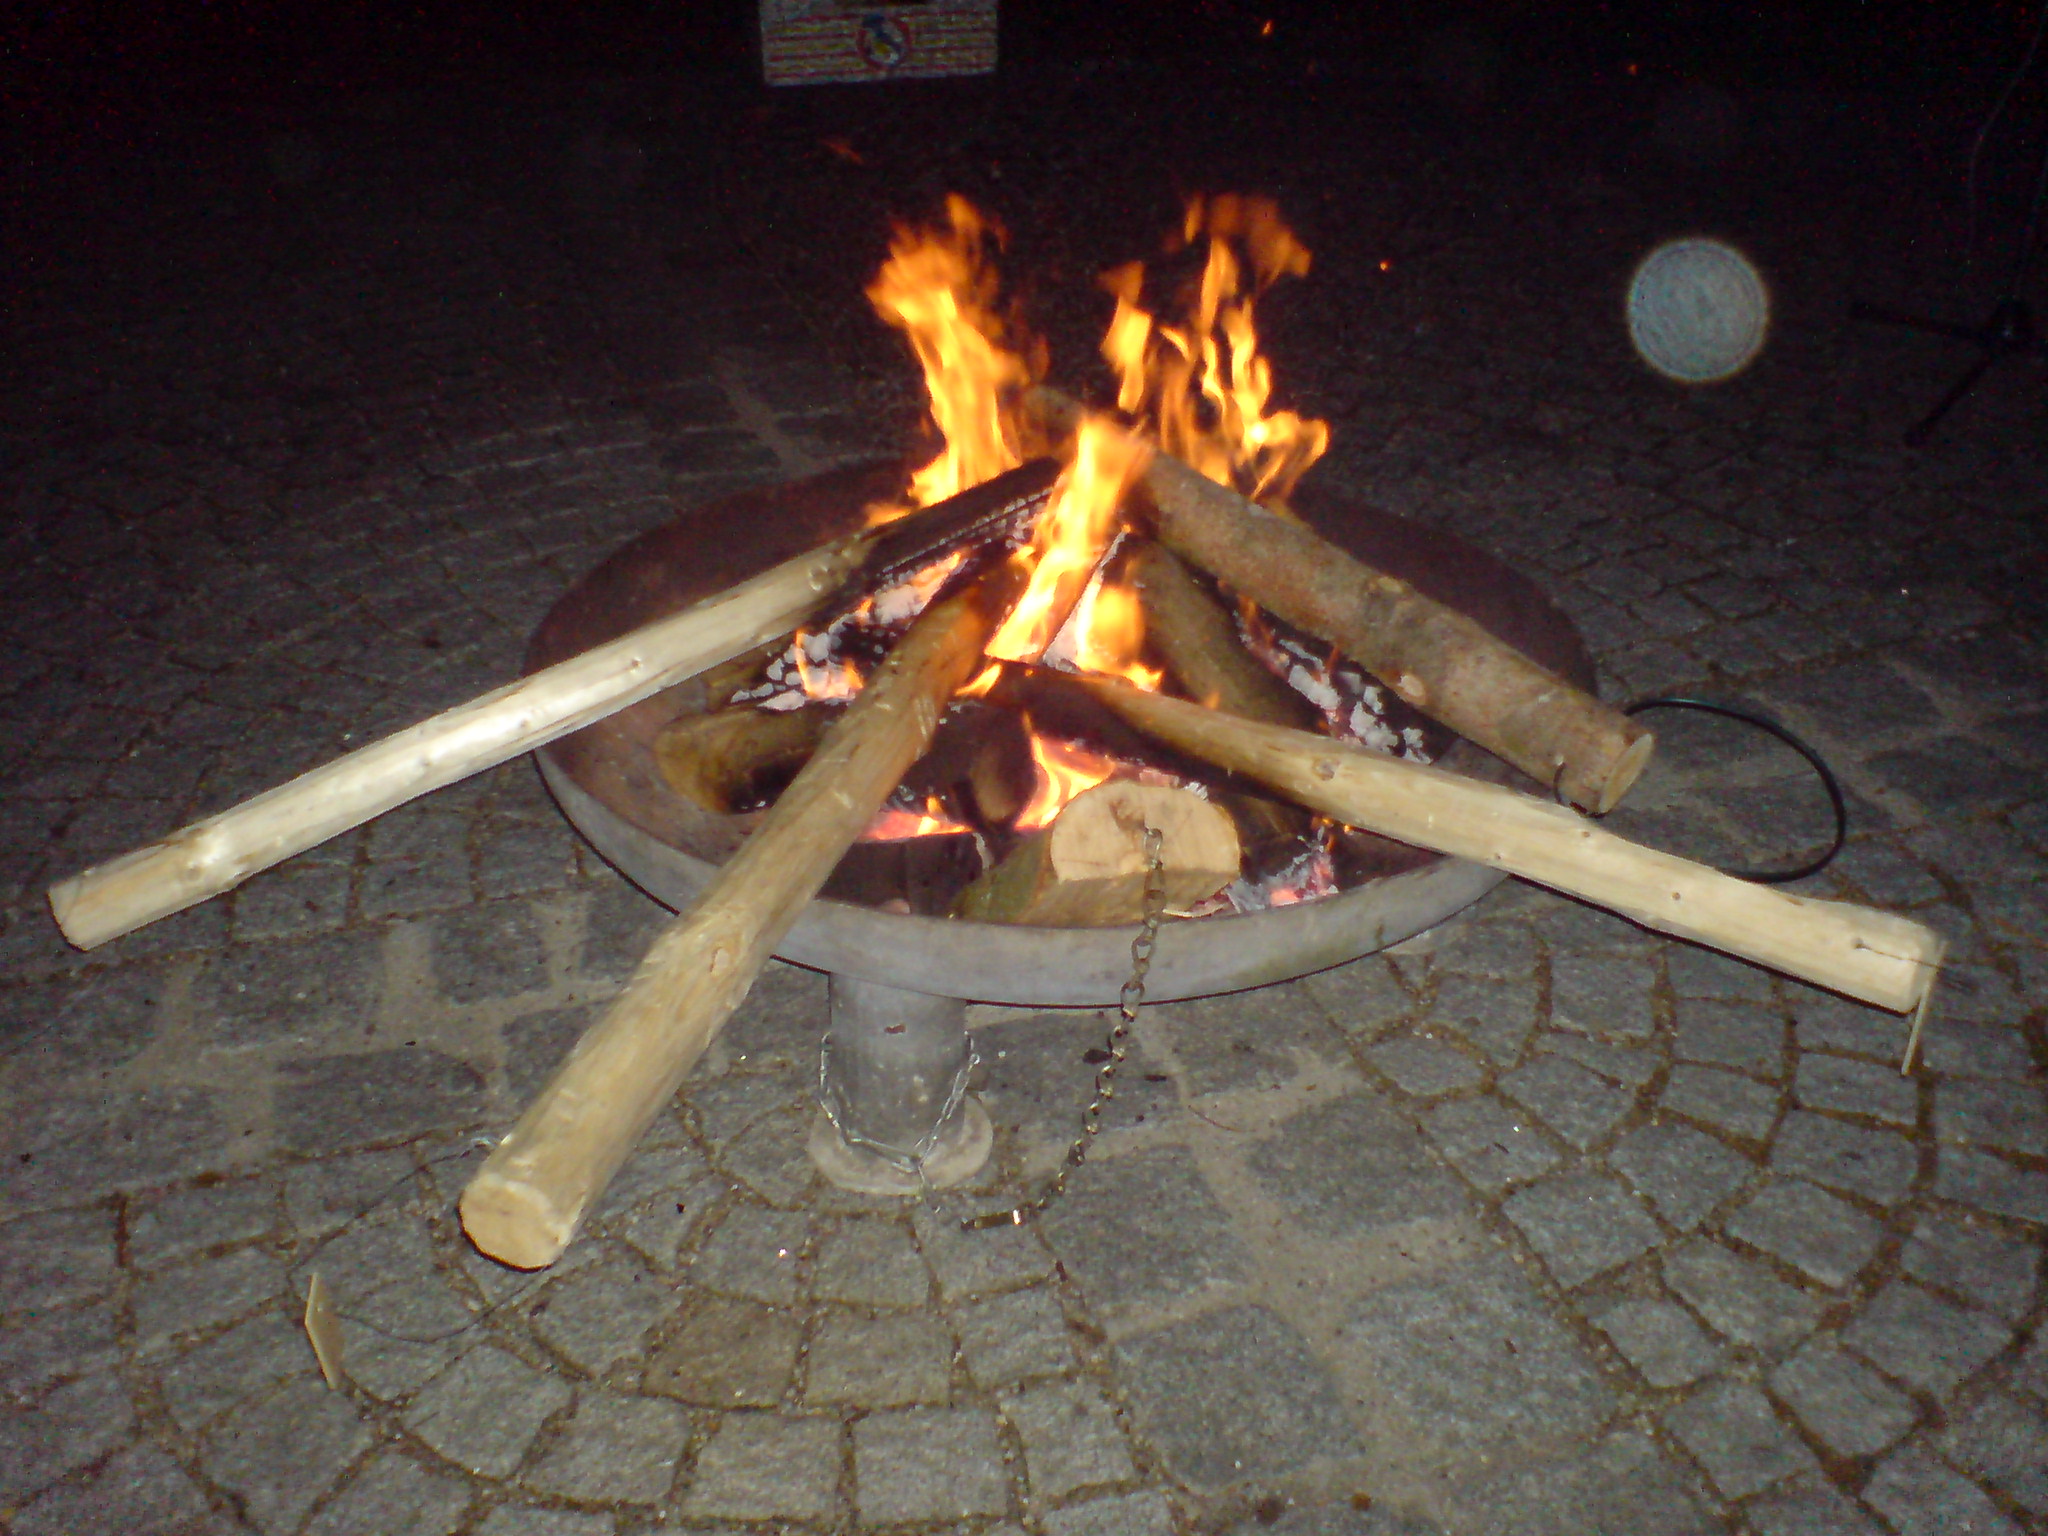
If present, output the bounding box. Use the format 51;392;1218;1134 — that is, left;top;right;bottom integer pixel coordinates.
1080;680;1944;1015
954;780;1240;927
46;461;1060;951
1130;542;1318;732
654;705;827;814
460;560;1025;1270
1027;387;1654;814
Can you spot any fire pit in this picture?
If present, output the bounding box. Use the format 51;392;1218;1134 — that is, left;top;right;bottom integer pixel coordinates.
530;458;1599;1006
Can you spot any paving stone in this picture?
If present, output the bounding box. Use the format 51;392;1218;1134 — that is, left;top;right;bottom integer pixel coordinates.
523;1391;691;1504
1367;1033;1485;1097
1841;1282;2012;1395
1743;1477;1886;1536
805;1308;954;1407
1935;1078;2048;1155
1607;1119;1752;1230
1302;954;1417;1038
128;1177;278;1269
0;1370;136;1505
1045;1490;1178;1536
1662;1378;1815;1499
0;963;167;1078
1502;1172;1662;1287
1789;990;1910;1062
1769;1111;1919;1207
157;1309;311;1433
1793;1053;1919;1125
403;1345;572;1477
1336;1258;1612;1464
689;1201;806;1304
190;931;383;1050
529;1257;676;1374
1426;972;1538;1064
1664;1239;1823;1348
281;1148;419;1238
204;1372;373;1534
504;1006;589;1102
303;1452;472;1536
1432;919;1538;980
1422;1095;1566;1193
1040;1144;1253;1320
642;1291;800;1407
1436;1429;1720;1536
1769;1340;1918;1457
1548;952;1657;1039
1003;1377;1136;1500
474;1508;615;1536
0;1204;119;1309
1900;1213;2040;1320
1725;1178;1885;1288
714;1101;819;1206
1;1084;235;1208
1590;1298;1722;1388
277;1047;491;1156
812;1215;929;1308
8;1442;226;1536
1667;944;1778;1002
1149;984;1349;1097
1917;1019;2037;1079
953;1286;1076;1389
591;1137;721;1271
0;1297;121;1400
1933;1145;2048;1222
1863;1444;2024;1536
1541;1033;1661;1087
914;1195;1057;1302
684;1412;839;1520
1120;1305;1364;1489
977;1010;1177;1144
1936;1388;2048;1515
1659;1064;1782;1142
132;1244;289;1352
852;1406;1009;1522
1499;1054;1635;1150
1673;998;1786;1076
1242;1091;1470;1241
1225;1501;1441;1536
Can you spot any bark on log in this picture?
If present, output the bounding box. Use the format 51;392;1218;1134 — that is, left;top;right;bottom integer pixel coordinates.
654;705;829;814
460;564;1022;1270
1129;542;1318;731
1027;387;1653;814
1080;679;1943;1014
954;780;1240;926
47;461;1060;952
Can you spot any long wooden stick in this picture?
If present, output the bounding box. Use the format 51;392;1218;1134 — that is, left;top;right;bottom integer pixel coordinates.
47;461;1061;952
1029;387;1653;814
460;566;1020;1270
1079;679;1943;1014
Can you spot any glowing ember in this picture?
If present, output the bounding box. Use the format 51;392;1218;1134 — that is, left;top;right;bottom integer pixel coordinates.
866;794;973;842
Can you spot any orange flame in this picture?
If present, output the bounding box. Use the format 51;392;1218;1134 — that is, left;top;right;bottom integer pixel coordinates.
866;793;972;842
866;195;1041;514
1012;720;1118;833
1101;194;1329;507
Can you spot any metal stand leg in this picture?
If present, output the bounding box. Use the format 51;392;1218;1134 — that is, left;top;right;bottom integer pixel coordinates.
807;976;993;1195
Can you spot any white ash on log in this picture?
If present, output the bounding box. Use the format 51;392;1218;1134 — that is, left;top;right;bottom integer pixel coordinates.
1079;678;1944;1015
954;780;1240;927
460;559;1027;1270
1027;386;1654;814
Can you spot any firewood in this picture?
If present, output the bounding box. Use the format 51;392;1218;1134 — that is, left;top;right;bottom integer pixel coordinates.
46;461;1060;952
1080;678;1944;1015
654;705;828;814
459;562;1024;1270
1129;542;1318;731
1027;387;1654;814
954;780;1240;927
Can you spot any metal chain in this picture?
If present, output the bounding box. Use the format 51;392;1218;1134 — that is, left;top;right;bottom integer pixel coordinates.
816;1031;982;1184
964;824;1168;1231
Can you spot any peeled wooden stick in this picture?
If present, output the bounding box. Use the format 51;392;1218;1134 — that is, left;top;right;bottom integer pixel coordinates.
47;460;1061;952
460;566;1019;1270
1028;386;1653;814
1079;679;1944;1014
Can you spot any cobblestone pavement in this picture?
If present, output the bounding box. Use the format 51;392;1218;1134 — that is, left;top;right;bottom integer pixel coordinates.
3;39;2045;1536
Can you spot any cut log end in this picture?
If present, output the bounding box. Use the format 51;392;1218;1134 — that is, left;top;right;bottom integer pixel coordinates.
459;1173;577;1271
1583;726;1658;816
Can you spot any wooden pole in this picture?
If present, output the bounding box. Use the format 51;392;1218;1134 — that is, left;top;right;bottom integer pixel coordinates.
1079;679;1944;1014
46;461;1061;952
460;564;1021;1270
1028;387;1654;814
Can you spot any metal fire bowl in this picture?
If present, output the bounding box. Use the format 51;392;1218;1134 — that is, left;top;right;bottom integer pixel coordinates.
530;461;1597;1006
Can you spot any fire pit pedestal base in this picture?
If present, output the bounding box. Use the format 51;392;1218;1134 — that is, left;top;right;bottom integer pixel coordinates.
807;975;994;1193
